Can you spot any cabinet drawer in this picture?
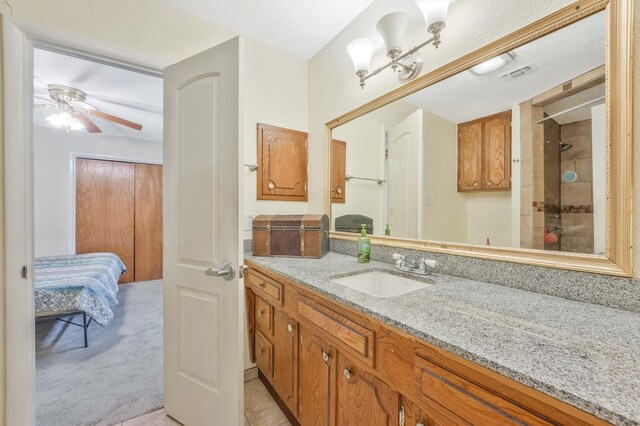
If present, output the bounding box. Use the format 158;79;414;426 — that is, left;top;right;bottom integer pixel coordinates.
255;330;273;378
297;296;374;367
415;354;551;425
247;269;284;305
255;296;273;334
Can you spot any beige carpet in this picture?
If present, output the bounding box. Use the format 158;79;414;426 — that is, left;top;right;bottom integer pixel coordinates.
36;280;163;426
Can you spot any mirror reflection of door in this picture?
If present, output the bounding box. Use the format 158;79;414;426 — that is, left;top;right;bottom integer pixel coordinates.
386;110;423;239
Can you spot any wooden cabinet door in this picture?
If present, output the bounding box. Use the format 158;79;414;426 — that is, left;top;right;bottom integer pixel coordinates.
273;309;298;414
400;395;467;426
457;121;483;191
298;325;336;426
257;123;308;201
76;158;135;283
483;112;511;190
337;353;399;426
331;139;346;203
134;163;163;281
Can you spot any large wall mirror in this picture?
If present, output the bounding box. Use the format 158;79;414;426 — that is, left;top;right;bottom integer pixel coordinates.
327;0;633;276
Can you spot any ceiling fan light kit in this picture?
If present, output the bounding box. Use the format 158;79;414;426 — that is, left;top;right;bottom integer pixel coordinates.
346;0;449;88
35;84;143;134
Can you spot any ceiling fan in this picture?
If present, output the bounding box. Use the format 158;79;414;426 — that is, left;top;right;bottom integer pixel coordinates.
35;84;143;133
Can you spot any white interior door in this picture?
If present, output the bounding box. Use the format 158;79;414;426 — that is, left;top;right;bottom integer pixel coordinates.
163;36;244;426
387;109;423;239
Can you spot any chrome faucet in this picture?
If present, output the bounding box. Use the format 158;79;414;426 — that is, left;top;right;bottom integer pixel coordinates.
392;253;437;275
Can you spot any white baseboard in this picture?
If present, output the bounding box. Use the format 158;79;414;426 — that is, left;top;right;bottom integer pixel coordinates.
244;366;258;382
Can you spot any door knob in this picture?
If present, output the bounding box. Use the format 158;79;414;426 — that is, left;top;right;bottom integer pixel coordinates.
205;262;235;281
239;264;249;278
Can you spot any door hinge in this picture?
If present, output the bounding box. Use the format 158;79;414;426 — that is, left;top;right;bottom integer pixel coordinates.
22;265;28;279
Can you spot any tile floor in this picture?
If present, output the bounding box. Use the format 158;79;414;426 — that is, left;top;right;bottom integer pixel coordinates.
116;378;290;426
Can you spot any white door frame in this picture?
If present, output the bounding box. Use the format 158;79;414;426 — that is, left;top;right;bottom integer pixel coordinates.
3;16;163;425
67;153;163;255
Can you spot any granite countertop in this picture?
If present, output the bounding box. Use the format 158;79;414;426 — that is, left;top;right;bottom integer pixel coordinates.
245;251;640;426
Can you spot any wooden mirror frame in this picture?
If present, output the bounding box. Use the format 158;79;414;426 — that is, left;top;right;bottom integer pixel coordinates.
325;0;634;277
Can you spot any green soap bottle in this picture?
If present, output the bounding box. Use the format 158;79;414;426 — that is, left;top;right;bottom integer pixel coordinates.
357;224;370;263
385;224;391;236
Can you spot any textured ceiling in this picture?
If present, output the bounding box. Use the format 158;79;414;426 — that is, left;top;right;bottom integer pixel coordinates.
153;0;374;60
33;48;163;142
404;10;605;124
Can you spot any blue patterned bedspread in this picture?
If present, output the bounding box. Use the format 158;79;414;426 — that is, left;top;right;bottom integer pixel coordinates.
34;253;126;326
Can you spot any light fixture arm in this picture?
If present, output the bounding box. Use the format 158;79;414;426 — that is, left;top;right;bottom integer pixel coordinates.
357;34;439;88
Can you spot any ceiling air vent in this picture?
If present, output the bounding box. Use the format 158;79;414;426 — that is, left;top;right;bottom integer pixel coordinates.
498;64;536;80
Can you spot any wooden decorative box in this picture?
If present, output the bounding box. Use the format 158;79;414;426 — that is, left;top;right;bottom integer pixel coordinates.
252;214;329;258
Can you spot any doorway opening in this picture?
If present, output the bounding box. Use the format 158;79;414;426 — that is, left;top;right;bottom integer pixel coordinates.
32;46;165;425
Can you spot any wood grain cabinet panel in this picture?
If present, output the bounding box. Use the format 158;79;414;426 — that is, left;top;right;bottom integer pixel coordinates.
483;113;512;190
255;296;273;335
331;139;346;203
298;325;336;426
257;123;308;201
457;122;484;191
134;163;163;281
76;158;135;283
336;353;398;426
457;111;511;192
255;330;274;378
273;309;298;414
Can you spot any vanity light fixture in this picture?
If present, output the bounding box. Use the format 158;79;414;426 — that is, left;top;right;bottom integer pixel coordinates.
346;0;450;89
468;52;517;76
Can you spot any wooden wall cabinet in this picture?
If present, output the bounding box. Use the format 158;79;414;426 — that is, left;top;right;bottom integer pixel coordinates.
257;123;308;201
457;111;511;192
244;263;608;426
331;139;346;203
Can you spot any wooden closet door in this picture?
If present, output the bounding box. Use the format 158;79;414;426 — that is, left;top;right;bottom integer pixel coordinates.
135;163;163;281
76;158;135;283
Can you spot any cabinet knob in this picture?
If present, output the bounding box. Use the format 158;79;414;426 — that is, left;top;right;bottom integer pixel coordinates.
488;181;493;186
336;187;342;194
416;423;425;426
287;323;293;332
257;348;264;355
257;309;264;316
343;368;352;380
268;181;275;190
322;351;329;362
473;182;478;187
257;282;265;288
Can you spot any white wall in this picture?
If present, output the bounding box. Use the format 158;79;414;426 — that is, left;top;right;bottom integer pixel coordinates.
242;39;309;239
511;104;522;247
33;126;162;257
422;111;468;243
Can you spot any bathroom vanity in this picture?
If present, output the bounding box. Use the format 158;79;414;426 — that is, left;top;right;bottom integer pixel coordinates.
244;252;640;425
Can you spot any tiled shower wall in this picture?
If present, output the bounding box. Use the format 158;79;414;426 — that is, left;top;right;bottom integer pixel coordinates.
559;119;594;253
543;118;561;251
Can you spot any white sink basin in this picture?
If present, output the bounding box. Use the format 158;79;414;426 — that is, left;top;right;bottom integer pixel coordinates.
330;270;433;298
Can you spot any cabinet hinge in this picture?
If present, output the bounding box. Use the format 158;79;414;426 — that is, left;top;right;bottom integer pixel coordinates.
22;265;28;279
399;405;405;426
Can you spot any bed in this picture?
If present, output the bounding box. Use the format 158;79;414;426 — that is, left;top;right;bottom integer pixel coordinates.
34;252;126;347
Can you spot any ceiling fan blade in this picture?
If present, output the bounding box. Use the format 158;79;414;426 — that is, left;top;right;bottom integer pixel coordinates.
73;112;102;133
88;109;143;131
